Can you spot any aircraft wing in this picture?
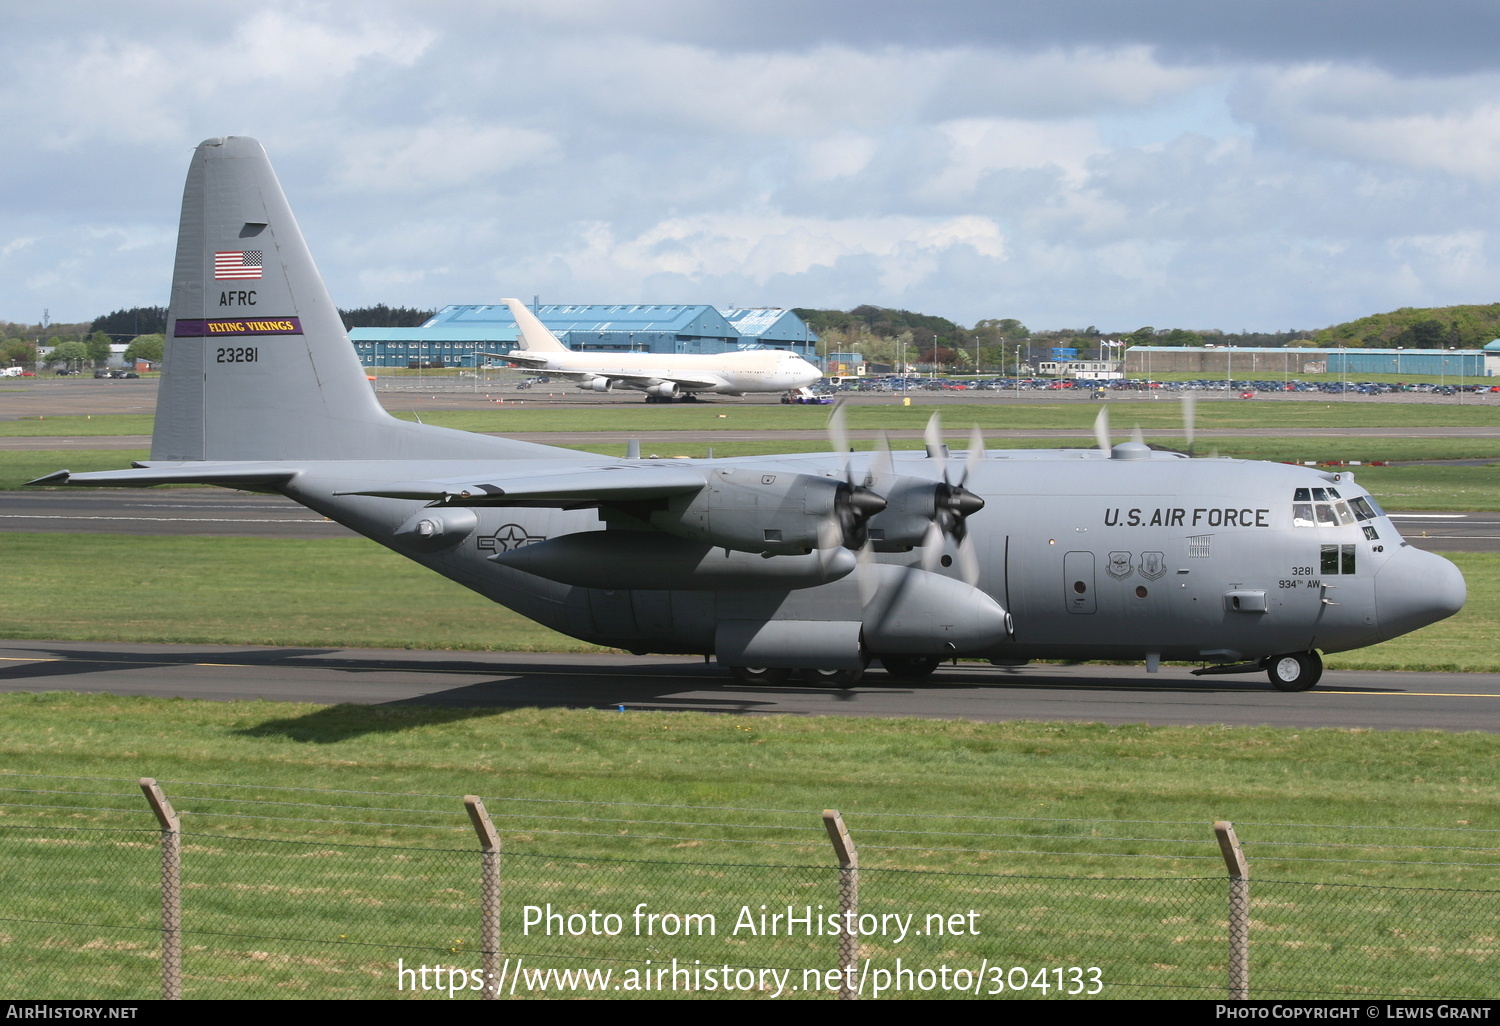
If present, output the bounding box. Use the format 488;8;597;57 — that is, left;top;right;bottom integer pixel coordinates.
478;352;722;390
334;462;708;507
481;350;551;368
607;371;723;390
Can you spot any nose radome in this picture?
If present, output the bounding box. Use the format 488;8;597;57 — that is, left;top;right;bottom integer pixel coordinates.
1375;545;1466;642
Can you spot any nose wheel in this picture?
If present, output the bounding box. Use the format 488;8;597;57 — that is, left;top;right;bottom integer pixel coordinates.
1265;651;1322;691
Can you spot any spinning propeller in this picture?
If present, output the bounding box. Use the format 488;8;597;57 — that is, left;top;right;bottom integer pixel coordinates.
817;406;989;591
1094;394;1198;458
918;414;986;584
819;404;887;558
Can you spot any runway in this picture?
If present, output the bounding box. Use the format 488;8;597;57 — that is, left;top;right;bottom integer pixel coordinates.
1;640;1496;732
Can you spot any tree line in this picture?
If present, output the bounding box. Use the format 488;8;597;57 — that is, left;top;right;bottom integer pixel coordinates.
5;299;1495;375
1;304;435;371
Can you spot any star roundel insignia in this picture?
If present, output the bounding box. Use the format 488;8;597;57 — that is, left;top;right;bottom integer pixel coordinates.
477;523;547;553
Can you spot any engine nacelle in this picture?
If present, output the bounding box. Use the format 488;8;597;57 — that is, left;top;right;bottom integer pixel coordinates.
865;477;938;550
644;381;680;398
865;476;985;551
648;467;870;555
861;564;1009;654
583;376;612;392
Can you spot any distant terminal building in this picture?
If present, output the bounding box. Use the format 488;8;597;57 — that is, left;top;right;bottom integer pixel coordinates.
349;304;818;369
1126;345;1499;378
1038;360;1123;380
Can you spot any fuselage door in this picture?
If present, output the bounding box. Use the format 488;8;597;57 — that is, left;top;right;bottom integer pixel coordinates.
1064;550;1096;614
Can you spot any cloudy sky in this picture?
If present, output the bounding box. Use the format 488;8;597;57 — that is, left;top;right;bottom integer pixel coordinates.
6;0;1500;332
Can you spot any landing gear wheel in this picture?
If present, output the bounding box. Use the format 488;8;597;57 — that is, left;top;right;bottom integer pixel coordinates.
799;667;866;687
727;666;791;685
877;655;941;681
1266;651;1322;692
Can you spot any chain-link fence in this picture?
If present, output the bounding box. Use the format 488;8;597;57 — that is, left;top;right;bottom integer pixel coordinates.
2;775;1494;1000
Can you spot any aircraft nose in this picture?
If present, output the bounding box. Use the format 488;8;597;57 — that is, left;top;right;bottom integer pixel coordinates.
1374;545;1466;642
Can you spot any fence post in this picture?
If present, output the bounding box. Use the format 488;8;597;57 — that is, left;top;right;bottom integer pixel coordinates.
465;796;501;1000
1214;820;1250;1000
822;809;859;1000
139;778;181;1001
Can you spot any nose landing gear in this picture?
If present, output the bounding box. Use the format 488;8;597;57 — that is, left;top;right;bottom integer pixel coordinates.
1265;651;1323;691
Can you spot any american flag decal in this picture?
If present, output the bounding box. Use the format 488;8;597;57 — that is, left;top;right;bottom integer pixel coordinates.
214;250;263;280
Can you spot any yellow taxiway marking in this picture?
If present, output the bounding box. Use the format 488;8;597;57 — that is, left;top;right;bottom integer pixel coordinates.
1318;690;1500;698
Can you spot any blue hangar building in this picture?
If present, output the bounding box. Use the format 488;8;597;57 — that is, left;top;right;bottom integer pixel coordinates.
349;304;819;369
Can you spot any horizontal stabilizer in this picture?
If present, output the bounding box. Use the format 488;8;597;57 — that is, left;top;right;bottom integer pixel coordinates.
335;462;707;506
28;463;300;488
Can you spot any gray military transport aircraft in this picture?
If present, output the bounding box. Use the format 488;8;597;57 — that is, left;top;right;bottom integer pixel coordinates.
31;138;1467;691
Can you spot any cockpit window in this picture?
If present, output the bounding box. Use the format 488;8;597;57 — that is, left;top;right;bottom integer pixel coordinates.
1292;487;1382;529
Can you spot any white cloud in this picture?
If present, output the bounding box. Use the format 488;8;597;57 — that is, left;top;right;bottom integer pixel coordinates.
0;7;434;152
548;209;1003;300
1236;63;1500;182
334;120;560;194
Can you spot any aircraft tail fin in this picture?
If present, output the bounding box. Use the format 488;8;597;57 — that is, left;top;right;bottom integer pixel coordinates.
153;137;559;463
503;298;572;354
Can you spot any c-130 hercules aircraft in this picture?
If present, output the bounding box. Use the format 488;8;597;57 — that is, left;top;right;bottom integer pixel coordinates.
33;138;1465;691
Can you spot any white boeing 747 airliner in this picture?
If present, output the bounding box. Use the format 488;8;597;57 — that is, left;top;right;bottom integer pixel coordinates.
492;298;822;402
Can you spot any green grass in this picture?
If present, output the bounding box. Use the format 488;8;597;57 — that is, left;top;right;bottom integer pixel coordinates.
2;698;1495;998
0;414;154;437
8;402;1498;436
389;401;1500;434
1;449;151;489
1;697;1494;876
1348;464;1500;512
0;534;603;651
0;535;1492;670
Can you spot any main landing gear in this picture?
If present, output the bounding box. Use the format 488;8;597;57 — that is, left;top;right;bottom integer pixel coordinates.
724;655;943;687
877;655;941;681
724;665;867;686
